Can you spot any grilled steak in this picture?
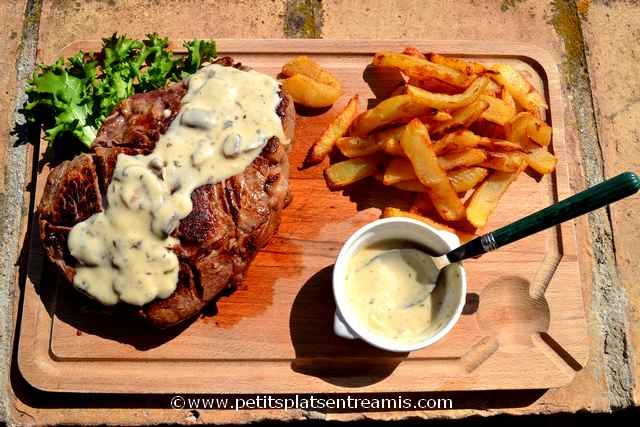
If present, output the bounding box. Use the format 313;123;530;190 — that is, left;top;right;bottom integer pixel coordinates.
38;57;295;328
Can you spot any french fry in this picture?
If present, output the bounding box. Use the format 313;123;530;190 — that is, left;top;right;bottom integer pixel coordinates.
433;130;482;155
526;116;552;146
383;158;416;185
336;136;383;158
430;100;489;139
480;151;527;172
501;86;517;114
438;148;487;171
480;94;516;126
306;95;359;165
400;119;465;221
476;138;522;152
393;166;488;194
406;76;489;110
408;76;463;95
383;137;405;157
336;126;404;158
323;155;383;190
427;53;486;75
505;112;552;147
281;55;342;89
448;167;489;193
432;111;453;121
402;47;427;60
382;207;477;243
504;112;529;146
392;180;426;192
525;146;557;174
466;168;524;228
373;52;472;88
418;111;454;129
376;126;408;157
350;94;434;136
281;74;342;108
490;63;548;116
371;125;407;148
389;131;489;165
474;120;507;140
483;79;501;96
511;131;557;174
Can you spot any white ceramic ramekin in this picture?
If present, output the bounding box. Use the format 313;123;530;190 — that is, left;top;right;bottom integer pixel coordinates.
332;217;467;353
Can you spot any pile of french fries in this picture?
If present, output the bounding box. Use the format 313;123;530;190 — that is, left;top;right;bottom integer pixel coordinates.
304;48;557;238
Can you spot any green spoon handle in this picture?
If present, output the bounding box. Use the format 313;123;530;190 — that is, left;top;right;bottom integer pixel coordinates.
447;171;640;263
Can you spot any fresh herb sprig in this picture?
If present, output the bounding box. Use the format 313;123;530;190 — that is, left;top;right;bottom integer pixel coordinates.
25;33;216;149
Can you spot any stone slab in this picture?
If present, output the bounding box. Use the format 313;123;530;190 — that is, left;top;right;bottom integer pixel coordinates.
0;0;29;425
579;0;640;407
3;0;630;424
37;0;286;63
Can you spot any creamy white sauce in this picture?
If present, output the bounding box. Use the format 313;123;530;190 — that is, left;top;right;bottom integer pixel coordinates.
67;64;286;306
345;240;443;343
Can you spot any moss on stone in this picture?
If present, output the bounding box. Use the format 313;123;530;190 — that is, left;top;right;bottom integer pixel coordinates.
284;0;323;39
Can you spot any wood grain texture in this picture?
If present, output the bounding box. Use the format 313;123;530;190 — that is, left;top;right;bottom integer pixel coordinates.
16;39;587;393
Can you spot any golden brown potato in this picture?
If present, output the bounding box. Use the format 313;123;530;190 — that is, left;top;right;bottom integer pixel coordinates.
432;130;482;155
480;151;528;172
430;99;489;139
392;180;426;192
505;112;552;147
374;125;406;144
501;86;517;114
281;55;342;89
427;53;486;75
448;167;489;193
408;76;464;95
437;148;487;171
525;146;557;174
394;167;488;194
526;116;552;146
466;168;524;228
305;95;359;165
402;46;427;60
281;74;342;108
406;76;489;110
400;119;465;221
479;94;516;126
382;137;405;157
476;138;522;152
490;63;547;117
336;136;383;158
383;158;416;185
323;155;383;190
350;94;432;136
373;52;472;88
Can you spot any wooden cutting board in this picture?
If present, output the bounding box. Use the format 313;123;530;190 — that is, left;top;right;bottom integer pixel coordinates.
17;39;587;393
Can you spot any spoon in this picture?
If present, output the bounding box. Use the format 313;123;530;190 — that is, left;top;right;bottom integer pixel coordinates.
377;171;640;295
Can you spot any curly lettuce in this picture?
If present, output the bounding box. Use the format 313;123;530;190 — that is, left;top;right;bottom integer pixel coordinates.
25;33;217;149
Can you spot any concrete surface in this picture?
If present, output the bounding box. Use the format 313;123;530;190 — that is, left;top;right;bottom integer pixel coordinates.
1;0;638;424
0;0;31;425
579;0;640;406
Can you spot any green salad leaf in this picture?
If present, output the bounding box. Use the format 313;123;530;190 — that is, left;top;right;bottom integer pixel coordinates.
25;33;217;149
